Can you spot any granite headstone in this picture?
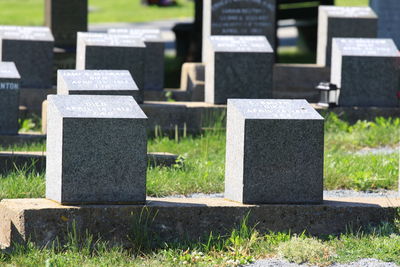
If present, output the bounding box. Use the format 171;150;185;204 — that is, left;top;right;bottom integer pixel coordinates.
108;28;165;91
0;26;54;88
205;35;274;104
225;99;324;204
370;0;400;48
0;62;21;135
46;94;148;204
57;70;142;103
76;32;146;90
317;6;377;66
202;0;276;62
45;0;88;47
331;38;400;107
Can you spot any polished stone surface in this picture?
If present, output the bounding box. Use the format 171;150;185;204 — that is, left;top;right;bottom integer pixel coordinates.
317;6;377;66
0;62;20;135
370;0;400;48
46;94;147;204
225;99;324;204
0;26;54;88
331;38;400;107
205;36;274;104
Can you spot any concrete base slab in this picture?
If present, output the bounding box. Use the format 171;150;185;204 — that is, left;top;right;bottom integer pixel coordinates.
1;197;399;248
0;152;180;173
0;133;46;147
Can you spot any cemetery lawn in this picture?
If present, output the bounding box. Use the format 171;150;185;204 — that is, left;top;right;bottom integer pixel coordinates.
0;219;399;266
0;114;398;200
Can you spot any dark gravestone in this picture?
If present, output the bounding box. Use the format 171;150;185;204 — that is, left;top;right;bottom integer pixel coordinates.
45;0;88;48
370;0;400;48
76;33;146;90
46;95;147;204
225;99;324;204
0;26;54;89
317;6;377;66
202;0;276;62
108;29;165;91
0;62;21;135
331;38;400;107
205;35;274;104
57;70;142;103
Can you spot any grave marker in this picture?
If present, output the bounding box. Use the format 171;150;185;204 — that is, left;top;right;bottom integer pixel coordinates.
202;0;276;62
317;6;377;66
370;0;400;48
205;35;274;104
0;62;21;135
108;28;165;91
76;32;146;90
57;70;142;103
45;0;88;47
331;38;400;107
225;99;324;204
0;26;54;88
46;95;147;204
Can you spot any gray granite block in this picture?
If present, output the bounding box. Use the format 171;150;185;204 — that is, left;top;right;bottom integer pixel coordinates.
202;0;276;62
205;36;274;104
0;26;54;89
370;0;400;48
45;0;87;47
225;99;324;204
76;32;146;90
46;94;148;204
0;62;21;135
317;6;377;66
108;29;165;91
331;38;400;107
57;70;142;103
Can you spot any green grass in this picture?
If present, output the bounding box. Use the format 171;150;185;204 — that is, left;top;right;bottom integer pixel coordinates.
0;217;399;266
1;114;399;199
335;0;369;6
0;0;193;26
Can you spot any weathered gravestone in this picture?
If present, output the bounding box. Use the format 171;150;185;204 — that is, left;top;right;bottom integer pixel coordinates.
108;28;165;91
317;6;377;66
331;38;400;107
0;62;21;135
202;0;276;62
225;99;324;204
57;70;142;103
370;0;400;48
76;32;146;90
205;36;273;104
45;0;88;48
46;95;147;204
0;26;54;88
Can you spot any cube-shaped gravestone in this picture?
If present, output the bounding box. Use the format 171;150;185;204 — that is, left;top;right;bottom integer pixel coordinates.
0;26;54;88
0;62;21;135
108;28;165;91
45;0;88;47
202;0;276;62
370;0;400;48
205;36;274;104
331;38;400;107
46;95;148;204
57;70;142;103
225;99;324;204
317;6;377;66
76;33;146;90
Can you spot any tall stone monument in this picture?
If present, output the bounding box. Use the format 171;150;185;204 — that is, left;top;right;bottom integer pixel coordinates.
45;0;88;48
370;0;400;48
202;0;276;62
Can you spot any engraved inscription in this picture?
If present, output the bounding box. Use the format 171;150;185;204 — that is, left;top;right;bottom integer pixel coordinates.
211;0;275;36
211;36;270;51
62;71;135;90
0;82;18;90
65;101;132;117
244;100;312;118
324;6;374;17
337;39;397;56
